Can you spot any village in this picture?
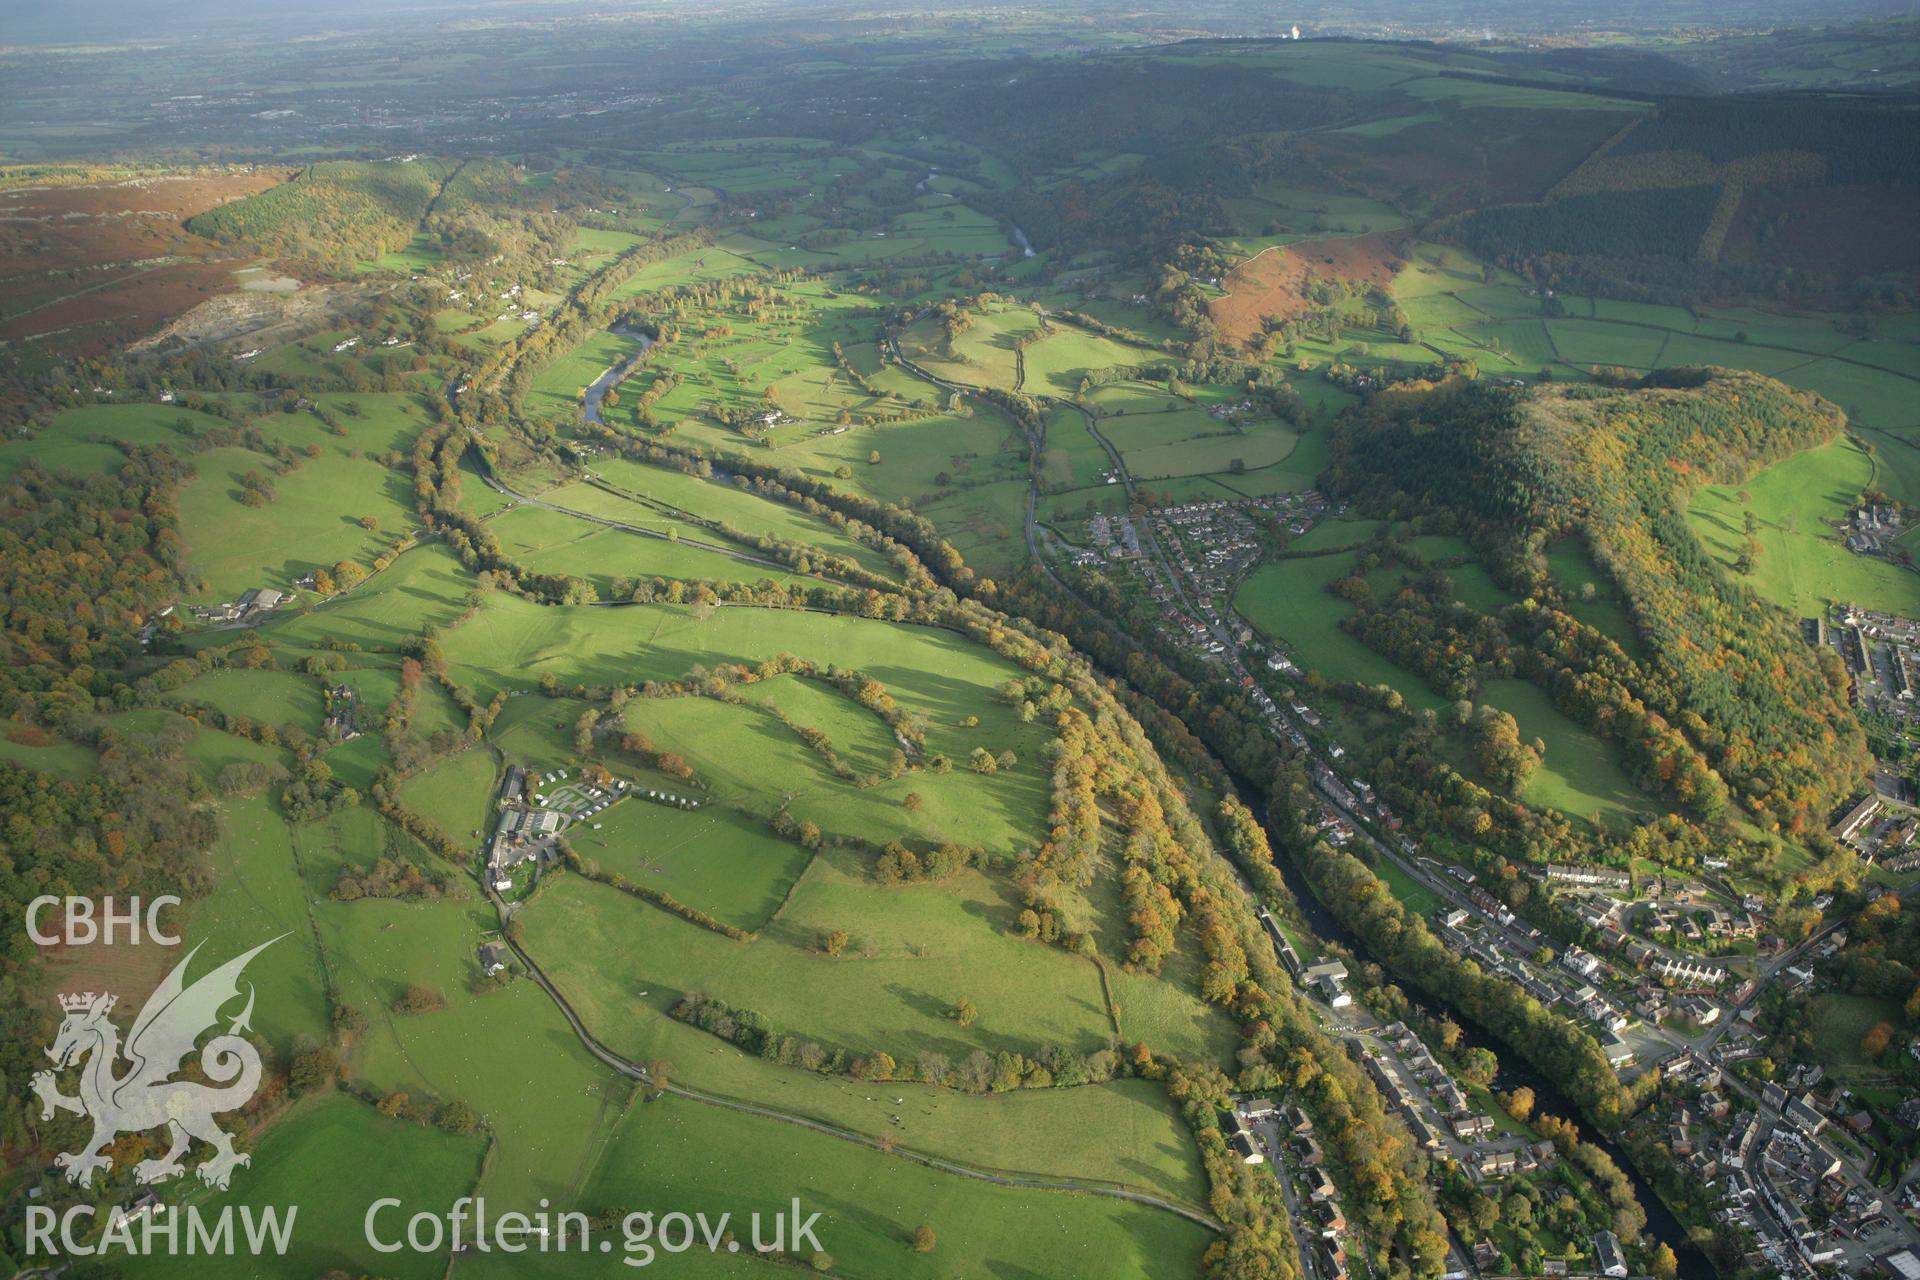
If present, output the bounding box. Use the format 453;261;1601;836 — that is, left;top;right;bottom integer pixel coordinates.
1101;496;1920;1275
1068;490;1330;660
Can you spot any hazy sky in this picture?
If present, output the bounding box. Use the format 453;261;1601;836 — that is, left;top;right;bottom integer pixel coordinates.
0;0;1911;45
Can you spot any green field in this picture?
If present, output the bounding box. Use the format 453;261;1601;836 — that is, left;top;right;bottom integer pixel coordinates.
123;1095;486;1280
1234;547;1451;715
561;1095;1211;1278
323;893;631;1208
1391;240;1920;523
1542;537;1643;653
186;793;333;1052
17;30;1870;1280
567;797;813;933
1806;993;1903;1081
1477;678;1648;825
396;747;498;841
173;396;425;602
487;503;809;592
549;465;901;581
262;542;477;651
1686;436;1920;619
527;856;1147;1064
0;403;226;482
526;329;643;423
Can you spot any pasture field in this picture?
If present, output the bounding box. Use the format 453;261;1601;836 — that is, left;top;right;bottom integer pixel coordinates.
610;245;763;296
552;464;901;580
525;328;640;423
0;720;96;778
1790;360;1920;436
523;859;1133;1067
1041;405;1115;492
359;232;444;274
457;455;517;516
560;1095;1213;1279
173;399;423;602
1686;435;1920;619
321;893;630;1209
616;680;1050;857
1390;240;1920;509
1396;75;1649;112
167;667;324;728
568;225;645;258
567;798;814;933
1211;415;1339;497
438;597;1053;842
1476;677;1648;825
1805;993;1903;1080
662;295;884;419
898;303;1038;391
291;801;414;887
1021;323;1159;397
0;402;223;482
396;747;498;840
1218;179;1410;248
494;927;1206;1211
187;793;332;1052
490;694;595;765
1088;381;1303;480
261;542;476;652
1124;421;1299;480
1371;544;1516;615
485;504;809;591
181;719;286;788
1541;537;1643;654
1285;515;1382;554
755;405;1029;509
915;478;1032;578
722;200;1020;271
450;315;528;354
1234;549;1451;714
733;673;900;776
122;1095;486;1280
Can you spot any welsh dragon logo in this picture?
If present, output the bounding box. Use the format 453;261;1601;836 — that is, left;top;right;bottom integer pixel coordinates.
31;937;280;1190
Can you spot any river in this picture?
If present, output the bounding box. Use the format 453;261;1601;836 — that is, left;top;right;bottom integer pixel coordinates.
1242;781;1705;1270
581;325;656;425
916;167;1033;258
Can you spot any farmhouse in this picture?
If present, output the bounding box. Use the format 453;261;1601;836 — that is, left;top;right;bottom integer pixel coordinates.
478;942;508;977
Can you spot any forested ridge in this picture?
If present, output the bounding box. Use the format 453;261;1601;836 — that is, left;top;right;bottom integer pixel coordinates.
187;158;456;264
1327;369;1868;832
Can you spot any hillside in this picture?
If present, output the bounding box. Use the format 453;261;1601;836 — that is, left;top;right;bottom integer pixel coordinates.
187;158;458;264
1327;368;1868;832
